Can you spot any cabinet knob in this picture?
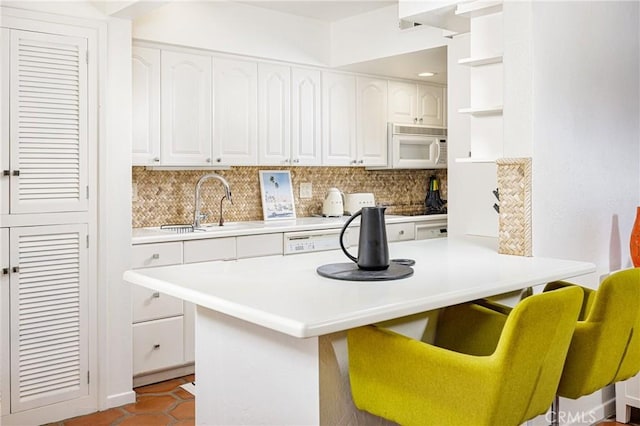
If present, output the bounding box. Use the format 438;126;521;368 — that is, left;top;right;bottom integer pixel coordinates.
399;230;405;235
2;170;9;176
351;160;357;164
419;118;423;123
12;266;19;273
151;253;160;259
2;268;8;275
414;118;418;123
152;292;160;298
153;157;160;163
283;159;290;164
293;159;299;164
153;344;160;350
216;158;222;163
206;158;211;163
358;160;364;164
12;170;19;176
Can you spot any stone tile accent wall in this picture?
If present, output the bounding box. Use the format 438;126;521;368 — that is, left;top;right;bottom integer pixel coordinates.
132;166;447;228
496;158;532;256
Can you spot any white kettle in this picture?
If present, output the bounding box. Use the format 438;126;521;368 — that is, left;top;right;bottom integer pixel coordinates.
322;188;344;217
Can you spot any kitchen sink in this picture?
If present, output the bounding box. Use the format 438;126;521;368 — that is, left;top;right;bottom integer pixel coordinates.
157;222;260;234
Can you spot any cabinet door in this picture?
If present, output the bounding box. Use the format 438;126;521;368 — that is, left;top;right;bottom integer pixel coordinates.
132;47;161;166
356;77;388;167
1;228;8;416
417;84;445;127
213;57;258;165
9;224;88;412
322;72;356;166
387;81;417;124
1;29;8;215
161;51;212;166
9;30;89;214
291;68;321;166
258;63;290;166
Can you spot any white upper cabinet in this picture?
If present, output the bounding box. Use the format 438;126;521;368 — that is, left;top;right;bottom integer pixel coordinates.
258;63;291;166
356;77;388;167
291;67;322;166
388;81;446;127
417;84;445;127
213;57;258;166
132;46;160;166
322;72;356;166
161;51;212;166
5;30;88;214
387;81;417;124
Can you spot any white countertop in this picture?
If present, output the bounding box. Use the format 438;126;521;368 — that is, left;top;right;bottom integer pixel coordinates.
123;236;595;338
132;214;447;244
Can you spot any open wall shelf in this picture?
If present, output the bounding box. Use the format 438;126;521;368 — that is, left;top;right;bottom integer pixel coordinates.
458;55;503;67
458;105;503;116
455;1;503;18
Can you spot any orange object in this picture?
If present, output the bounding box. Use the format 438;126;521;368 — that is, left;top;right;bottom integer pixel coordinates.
631;207;640;267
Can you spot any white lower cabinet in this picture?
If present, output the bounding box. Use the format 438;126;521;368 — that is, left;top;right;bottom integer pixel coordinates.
133;317;184;375
131;242;184;379
1;224;89;414
237;233;283;259
387;222;415;242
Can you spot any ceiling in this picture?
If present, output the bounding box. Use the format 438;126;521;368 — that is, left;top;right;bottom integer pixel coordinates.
238;0;447;84
237;0;396;22
338;46;447;85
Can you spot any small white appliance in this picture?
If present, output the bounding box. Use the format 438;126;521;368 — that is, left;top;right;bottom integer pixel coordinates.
373;123;447;170
322;187;344;217
343;193;375;215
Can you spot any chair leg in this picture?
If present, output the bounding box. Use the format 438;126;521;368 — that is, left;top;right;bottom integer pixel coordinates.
550;396;560;426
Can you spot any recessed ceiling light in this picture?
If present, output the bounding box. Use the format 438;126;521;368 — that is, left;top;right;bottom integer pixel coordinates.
418;72;436;77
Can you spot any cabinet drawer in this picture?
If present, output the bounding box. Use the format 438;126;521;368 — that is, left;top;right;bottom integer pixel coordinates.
132;286;183;323
133;316;184;375
183;237;236;263
132;242;183;269
387;223;415;242
237;233;283;258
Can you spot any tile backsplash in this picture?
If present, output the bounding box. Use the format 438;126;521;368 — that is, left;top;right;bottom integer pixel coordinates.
132;166;447;228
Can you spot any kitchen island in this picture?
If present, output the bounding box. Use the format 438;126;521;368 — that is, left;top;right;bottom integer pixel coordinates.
123;236;595;425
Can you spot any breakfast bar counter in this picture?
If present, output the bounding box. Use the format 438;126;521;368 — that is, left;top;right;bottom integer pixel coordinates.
123;236;595;425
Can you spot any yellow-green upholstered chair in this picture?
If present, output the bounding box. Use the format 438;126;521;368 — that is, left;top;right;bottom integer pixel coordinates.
347;286;583;426
543;268;640;424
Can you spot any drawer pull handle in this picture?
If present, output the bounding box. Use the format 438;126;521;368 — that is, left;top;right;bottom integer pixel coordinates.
152;292;160;298
399;230;405;235
153;344;160;350
12;266;19;273
2;268;8;275
151;253;160;260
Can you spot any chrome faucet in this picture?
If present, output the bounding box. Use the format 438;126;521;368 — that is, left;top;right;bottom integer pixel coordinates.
193;173;233;228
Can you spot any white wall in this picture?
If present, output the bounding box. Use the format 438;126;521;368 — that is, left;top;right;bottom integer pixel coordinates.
132;1;331;66
330;4;448;68
531;1;639;277
528;2;639;424
101;16;135;410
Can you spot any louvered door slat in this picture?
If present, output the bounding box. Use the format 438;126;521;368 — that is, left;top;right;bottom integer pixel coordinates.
10;30;88;213
10;224;88;412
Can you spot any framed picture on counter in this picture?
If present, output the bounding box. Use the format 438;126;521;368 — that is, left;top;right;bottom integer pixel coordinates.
259;170;296;220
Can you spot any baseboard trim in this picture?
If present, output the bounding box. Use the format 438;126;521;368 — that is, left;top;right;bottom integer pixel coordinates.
105;390;136;410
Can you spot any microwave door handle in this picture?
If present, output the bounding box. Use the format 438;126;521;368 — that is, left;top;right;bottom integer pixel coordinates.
434;140;441;164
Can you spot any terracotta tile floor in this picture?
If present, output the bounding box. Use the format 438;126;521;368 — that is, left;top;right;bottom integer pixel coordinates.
46;375;195;426
47;375;640;426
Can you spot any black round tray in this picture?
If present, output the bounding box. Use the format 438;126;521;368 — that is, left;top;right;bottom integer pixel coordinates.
316;262;414;282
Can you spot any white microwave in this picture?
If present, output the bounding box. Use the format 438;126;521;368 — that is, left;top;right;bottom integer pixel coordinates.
383;123;447;169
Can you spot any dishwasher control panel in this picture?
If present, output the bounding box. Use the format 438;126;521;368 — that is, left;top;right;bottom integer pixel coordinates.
283;229;350;255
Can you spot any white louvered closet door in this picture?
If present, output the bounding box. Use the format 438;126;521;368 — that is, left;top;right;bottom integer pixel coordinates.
9;224;88;412
9;30;88;214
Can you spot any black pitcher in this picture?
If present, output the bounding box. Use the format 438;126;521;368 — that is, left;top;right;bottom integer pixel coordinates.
339;206;390;271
